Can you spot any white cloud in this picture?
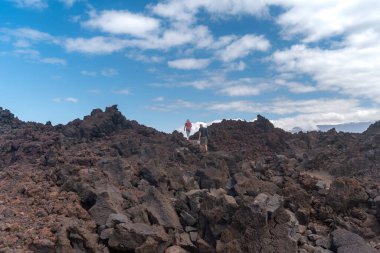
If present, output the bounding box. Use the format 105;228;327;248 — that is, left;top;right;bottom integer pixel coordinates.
147;99;198;112
101;68;118;77
16;28;53;41
149;97;361;116
275;79;316;93
152;0;268;23
14;48;40;58
157;29;194;47
168;58;210;70
285;83;316;94
10;0;47;9
63;27;209;53
81;70;97;77
261;0;380;110
2;28;63;63
218;85;263;97
81;68;118;77
13;49;66;65
129;25;213;50
272;109;380;131
208;100;258;112
126;52;164;63
207;98;360;115
39;57;66;65
69;15;81;23
155;0;375;49
268;0;380;42
153;74;220;90
218;34;270;62
165;75;272;96
172;108;380;133
212;35;237;50
88;89;101;94
345;29;380;49
112;89;131;95
153;96;165;102
1;28;58;44
148;97;360;116
83;10;160;38
64;37;128;54
53;97;79;103
182;99;380;130
148;95;380;131
59;0;77;7
268;98;361;115
151;1;194;23
2;16;214;55
0;35;10;43
13;40;31;48
272;42;380;103
208;98;380;130
224;61;246;72
66;97;78;103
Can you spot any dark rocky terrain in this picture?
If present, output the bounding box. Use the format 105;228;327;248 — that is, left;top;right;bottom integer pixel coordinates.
0;105;380;253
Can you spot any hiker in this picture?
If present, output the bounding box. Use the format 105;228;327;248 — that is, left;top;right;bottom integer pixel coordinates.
198;124;208;152
184;119;192;140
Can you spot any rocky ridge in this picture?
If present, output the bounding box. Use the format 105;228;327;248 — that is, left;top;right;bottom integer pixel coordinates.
0;105;379;252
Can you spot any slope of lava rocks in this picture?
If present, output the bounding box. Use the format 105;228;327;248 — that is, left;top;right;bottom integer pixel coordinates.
0;106;380;253
195;115;293;159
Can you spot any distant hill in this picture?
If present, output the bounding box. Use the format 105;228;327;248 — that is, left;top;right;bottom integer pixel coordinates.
317;121;373;133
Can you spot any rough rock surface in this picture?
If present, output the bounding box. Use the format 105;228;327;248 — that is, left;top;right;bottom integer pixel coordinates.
332;229;378;253
0;106;380;252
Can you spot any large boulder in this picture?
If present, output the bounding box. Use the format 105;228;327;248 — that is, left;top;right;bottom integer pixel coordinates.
199;189;239;241
195;154;231;190
142;187;182;229
231;208;298;253
253;193;283;221
107;221;170;252
332;229;378;253
327;177;368;211
232;193;284;229
55;218;107;253
88;186;124;226
233;172;279;196
165;246;191;253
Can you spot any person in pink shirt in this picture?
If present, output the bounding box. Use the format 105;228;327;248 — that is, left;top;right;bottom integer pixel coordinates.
184;119;192;140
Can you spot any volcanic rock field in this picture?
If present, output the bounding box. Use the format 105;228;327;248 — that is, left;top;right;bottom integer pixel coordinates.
0;105;380;253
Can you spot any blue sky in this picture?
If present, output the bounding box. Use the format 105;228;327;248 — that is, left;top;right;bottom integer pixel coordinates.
1;0;380;132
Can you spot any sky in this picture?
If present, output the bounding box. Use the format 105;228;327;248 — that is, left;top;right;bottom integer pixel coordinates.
1;0;380;133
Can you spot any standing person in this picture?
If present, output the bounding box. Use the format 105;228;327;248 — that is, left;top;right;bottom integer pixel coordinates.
198;124;208;152
184;119;192;140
